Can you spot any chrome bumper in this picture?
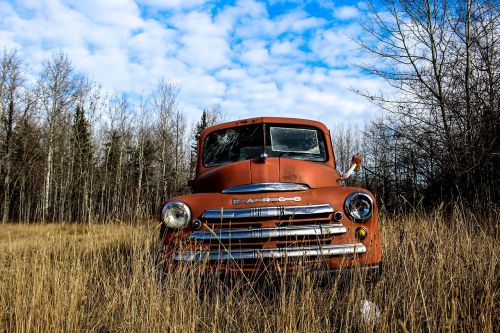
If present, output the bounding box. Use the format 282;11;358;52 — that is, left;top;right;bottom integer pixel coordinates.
173;243;366;261
190;224;347;240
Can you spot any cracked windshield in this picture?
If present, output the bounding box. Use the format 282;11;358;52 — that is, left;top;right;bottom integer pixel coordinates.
203;124;326;167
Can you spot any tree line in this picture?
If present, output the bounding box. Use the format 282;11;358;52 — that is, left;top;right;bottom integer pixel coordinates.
0;50;223;223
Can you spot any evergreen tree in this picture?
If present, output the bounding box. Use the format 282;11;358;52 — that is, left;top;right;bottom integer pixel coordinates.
72;105;92;166
11;115;43;221
71;104;93;222
190;109;208;179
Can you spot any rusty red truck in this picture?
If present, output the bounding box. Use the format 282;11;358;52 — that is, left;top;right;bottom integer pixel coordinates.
160;117;382;274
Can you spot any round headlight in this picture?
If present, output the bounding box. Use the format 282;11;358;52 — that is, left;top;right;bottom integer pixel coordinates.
162;201;191;229
344;192;373;221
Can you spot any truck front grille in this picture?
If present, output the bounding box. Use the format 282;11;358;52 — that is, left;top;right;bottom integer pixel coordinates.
172;204;364;262
190;224;346;240
202;204;333;220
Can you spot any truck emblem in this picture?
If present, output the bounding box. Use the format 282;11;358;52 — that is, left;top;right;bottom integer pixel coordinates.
232;196;302;205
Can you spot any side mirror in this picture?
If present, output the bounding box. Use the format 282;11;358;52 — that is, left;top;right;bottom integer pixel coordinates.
341;154;363;180
351;154;362;172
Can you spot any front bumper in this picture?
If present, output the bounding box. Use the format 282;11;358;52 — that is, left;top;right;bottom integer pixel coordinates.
173;243;366;261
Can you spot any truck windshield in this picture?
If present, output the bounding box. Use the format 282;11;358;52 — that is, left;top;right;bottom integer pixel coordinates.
203;123;327;167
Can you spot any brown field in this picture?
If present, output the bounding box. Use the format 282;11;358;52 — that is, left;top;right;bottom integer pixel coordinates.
0;209;498;332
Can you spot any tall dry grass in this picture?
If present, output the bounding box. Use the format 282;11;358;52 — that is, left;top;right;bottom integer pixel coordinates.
0;209;498;332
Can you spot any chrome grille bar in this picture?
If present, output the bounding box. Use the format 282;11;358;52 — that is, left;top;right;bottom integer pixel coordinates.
222;182;309;194
191;224;347;240
202;204;333;220
174;243;366;261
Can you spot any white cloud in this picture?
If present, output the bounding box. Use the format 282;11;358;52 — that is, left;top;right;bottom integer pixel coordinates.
172;11;231;70
310;23;364;67
137;0;208;10
179;73;226;104
0;2;20;49
291;16;325;31
270;40;297;56
69;0;142;28
334;5;360;20
235;9;322;39
241;47;270;66
216;68;247;81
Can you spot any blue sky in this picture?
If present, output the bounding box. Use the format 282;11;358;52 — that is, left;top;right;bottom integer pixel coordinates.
0;0;383;127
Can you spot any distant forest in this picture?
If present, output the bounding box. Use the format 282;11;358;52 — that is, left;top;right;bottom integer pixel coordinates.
0;0;498;222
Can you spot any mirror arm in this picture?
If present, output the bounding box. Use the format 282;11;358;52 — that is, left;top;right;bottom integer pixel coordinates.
340;154;362;180
340;163;357;180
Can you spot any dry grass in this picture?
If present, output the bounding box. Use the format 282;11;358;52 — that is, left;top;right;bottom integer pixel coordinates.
0;210;498;332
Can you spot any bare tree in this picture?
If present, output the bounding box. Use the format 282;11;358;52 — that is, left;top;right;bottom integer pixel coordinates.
356;0;499;208
38;52;84;221
151;79;179;198
0;50;24;222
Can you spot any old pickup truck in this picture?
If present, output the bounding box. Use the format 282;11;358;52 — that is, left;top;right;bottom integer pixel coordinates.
160;117;382;274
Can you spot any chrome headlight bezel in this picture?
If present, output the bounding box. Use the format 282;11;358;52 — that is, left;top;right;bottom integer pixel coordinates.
344;192;373;222
161;201;191;229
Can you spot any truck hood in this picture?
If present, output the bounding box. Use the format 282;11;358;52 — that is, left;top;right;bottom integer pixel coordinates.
193;157;341;193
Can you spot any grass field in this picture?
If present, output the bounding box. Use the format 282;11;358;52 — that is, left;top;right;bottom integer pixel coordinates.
0;209;498;332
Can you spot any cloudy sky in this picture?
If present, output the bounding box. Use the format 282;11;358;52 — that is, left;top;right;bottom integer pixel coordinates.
0;0;383;127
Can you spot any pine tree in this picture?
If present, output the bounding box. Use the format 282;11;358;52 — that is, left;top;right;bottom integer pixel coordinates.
11;115;43;221
190;110;208;179
71;104;92;222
